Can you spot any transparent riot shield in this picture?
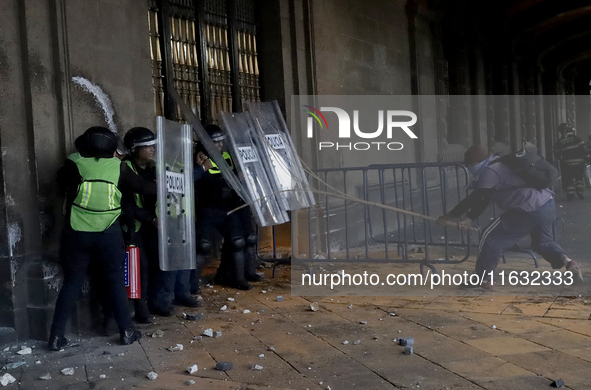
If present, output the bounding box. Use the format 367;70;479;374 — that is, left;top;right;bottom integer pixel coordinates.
156;117;196;271
220;112;290;227
246;101;316;210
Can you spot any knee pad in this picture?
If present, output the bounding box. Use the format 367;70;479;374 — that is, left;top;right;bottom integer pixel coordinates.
245;234;257;247
231;236;245;251
197;239;213;255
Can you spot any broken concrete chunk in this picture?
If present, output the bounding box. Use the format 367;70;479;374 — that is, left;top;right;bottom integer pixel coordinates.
389;313;396;316
215;361;233;371
551;379;565;388
17;347;31;355
151;329;164;338
258;353;265;358
185;380;196;385
342;340;349;345
227;297;235;302
243;310;251;314
213;331;222;338
359;321;367;324
146;371;158;380
1;373;16;386
3;362;25;370
252;364;263;370
184;313;203;321
220;305;228;311
268;346;276;352
276;296;284;302
187;364;198;374
61;367;74;376
353;340;361;345
309;302;319;311
404;346;414;355
168;344;183;352
99;374;106;379
398;337;414;346
203;328;214;337
39;373;51;380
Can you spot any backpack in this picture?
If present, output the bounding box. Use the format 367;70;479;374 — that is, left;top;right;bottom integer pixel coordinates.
492;148;559;190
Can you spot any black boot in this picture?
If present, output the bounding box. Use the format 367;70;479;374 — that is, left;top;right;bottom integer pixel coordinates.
174;295;201;307
231;249;251;290
134;299;152;324
48;335;68;351
190;256;206;295
244;243;263;282
120;328;142;345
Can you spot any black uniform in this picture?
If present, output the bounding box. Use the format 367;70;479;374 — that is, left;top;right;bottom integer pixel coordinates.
554;130;587;199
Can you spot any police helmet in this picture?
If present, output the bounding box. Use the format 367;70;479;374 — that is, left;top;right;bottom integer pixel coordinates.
204;124;225;143
124;127;156;153
75;126;118;158
558;123;573;134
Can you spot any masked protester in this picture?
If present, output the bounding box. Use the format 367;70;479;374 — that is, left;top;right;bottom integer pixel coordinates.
436;145;583;291
191;124;259;291
49;127;156;351
553;123;587;200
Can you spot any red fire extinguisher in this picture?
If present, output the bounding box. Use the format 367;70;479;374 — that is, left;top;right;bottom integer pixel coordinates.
125;245;141;299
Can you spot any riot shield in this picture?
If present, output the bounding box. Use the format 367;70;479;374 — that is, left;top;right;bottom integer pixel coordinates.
246;101;316;210
220;112;290;227
156;117;196;271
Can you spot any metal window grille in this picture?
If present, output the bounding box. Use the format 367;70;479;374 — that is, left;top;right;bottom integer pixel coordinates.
148;0;260;123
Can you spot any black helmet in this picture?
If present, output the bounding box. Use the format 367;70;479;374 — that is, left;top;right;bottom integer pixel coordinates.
75;126;118;158
204;124;225;142
558;123;573;134
124;127;156;152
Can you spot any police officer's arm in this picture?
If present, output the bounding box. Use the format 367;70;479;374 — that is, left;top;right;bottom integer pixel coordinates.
441;188;494;221
119;163;157;196
56;159;81;195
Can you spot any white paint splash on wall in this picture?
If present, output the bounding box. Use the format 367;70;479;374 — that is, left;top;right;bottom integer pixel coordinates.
8;222;21;258
71;76;118;134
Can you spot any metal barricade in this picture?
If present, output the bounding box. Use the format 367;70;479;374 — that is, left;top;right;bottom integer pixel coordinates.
292;162;475;274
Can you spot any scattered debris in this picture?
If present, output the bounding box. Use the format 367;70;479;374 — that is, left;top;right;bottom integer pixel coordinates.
359;321;368;324
220;305;228;311
35;361;41;364
187;364;198;374
185;380;196;385
168;344;184;352
276;296;284;302
151;329;165;338
193;336;203;341
310;302;320;311
491;325;497;329
146;371;158;380
252;364;263;370
243;310;251;314
184;313;203;321
227;297;235;302
3;362;26;370
195;295;204;302
99;374;106;379
39;373;51;380
216;361;233;371
404;346;414;355
342;340;350;345
1;373;16;386
268;346;276;352
389;313;396;316
262;290;267;294
399;337;414;346
353;340;361;345
61;368;75;376
258;353;265;358
348;305;353;309
213;331;222;338
551;379;565;388
17;347;31;355
203;329;214;337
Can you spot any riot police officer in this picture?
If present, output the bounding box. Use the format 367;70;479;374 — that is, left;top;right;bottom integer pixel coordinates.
49;127;155;350
193;124;252;290
123;127;199;318
554;123;588;200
